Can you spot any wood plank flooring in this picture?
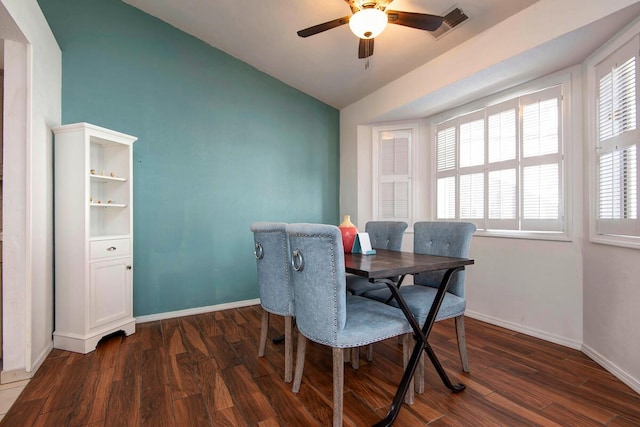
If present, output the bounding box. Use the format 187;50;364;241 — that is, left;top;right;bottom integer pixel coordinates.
2;306;639;426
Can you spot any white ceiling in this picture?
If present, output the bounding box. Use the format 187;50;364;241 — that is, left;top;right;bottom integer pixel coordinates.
122;0;540;109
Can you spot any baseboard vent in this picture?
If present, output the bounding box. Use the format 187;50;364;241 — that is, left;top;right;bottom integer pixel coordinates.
431;7;469;39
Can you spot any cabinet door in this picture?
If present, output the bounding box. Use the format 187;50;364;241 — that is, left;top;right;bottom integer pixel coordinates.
89;258;132;329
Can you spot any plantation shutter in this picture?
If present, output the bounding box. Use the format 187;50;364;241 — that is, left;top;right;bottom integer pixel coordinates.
520;86;563;232
436;119;457;219
458;111;485;226
433;82;566;234
596;35;640;237
377;129;412;221
486;99;519;230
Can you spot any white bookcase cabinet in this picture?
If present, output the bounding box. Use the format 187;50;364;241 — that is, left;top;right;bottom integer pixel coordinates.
53;123;137;353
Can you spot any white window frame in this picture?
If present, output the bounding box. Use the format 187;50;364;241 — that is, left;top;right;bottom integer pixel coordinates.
431;71;572;241
586;22;640;250
372;123;417;227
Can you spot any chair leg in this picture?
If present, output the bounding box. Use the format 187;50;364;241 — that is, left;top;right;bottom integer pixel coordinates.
258;310;269;357
455;315;470;373
366;344;374;361
351;347;359;369
292;334;307;393
284;316;293;383
402;333;414;404
333;347;345;427
415;352;425;394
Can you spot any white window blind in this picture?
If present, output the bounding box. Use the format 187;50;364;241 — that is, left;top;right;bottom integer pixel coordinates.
435;86;564;233
374;127;413;222
595;35;640;238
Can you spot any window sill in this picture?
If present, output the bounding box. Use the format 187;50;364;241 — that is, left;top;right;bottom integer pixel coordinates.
405;228;571;242
474;229;571;242
589;234;640;250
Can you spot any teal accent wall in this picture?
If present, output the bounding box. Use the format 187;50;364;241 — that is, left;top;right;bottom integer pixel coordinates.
39;0;340;316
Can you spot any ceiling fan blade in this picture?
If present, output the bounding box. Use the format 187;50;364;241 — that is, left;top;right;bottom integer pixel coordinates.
358;38;374;59
297;16;350;38
386;10;444;31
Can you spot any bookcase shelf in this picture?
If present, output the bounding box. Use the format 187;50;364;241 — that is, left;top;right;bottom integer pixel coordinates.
53;123;137;354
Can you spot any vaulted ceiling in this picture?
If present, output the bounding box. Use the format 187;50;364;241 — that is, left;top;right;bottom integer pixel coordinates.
122;0;540;109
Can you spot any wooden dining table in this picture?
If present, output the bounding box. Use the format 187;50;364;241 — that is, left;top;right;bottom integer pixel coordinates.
343;249;474;426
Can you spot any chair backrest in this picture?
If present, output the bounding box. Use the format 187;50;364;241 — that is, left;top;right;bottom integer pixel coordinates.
365;221;408;251
413;221;476;298
250;222;294;316
286;223;347;345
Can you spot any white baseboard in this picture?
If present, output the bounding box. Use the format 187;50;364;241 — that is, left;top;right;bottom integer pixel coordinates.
1;368;32;384
135;298;261;323
465;310;582;350
1;341;53;385
466;310;640;395
582;344;640;395
31;341;53;376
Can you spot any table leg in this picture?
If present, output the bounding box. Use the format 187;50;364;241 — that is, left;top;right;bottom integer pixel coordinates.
373;335;424;427
423;342;465;393
375;267;466;426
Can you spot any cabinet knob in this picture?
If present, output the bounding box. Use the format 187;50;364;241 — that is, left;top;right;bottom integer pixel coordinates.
107;246;117;251
126;265;132;270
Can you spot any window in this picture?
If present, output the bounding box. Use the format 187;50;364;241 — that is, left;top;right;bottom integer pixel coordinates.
435;85;564;234
593;35;640;241
373;125;414;224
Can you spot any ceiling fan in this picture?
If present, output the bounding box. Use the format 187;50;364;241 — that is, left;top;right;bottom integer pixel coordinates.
297;0;445;59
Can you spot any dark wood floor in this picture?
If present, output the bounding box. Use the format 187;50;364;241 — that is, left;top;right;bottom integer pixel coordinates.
2;306;639;426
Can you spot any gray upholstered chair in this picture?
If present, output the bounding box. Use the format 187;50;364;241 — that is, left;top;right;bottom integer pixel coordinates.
251;222;294;383
345;221;408;369
363;221;476;392
346;221;408;296
286;223;412;427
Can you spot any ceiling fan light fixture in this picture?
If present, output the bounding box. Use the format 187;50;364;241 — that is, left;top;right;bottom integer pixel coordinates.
349;8;388;39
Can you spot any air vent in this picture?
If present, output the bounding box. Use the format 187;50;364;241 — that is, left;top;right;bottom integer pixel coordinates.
431;7;469;39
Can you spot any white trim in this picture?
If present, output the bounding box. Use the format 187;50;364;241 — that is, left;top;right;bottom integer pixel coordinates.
582;344;640;395
135;298;261;323
2;39;29;376
24;42;33;374
465;310;582;350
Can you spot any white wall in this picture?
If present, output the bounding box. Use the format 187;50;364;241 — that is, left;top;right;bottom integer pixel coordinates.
1;0;60;382
582;244;640;389
340;0;640;392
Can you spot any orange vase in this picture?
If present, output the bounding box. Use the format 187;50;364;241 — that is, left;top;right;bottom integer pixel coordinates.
338;215;358;253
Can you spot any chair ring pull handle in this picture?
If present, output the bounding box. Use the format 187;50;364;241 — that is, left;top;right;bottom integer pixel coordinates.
254;243;264;259
292;250;304;272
